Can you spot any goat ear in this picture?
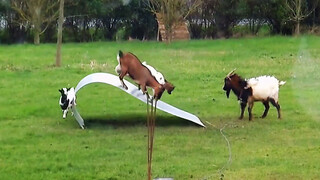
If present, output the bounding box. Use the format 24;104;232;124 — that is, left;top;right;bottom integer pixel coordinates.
118;50;123;58
59;89;63;94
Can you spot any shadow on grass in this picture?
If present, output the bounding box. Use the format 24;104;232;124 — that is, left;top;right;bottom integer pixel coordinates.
84;114;200;128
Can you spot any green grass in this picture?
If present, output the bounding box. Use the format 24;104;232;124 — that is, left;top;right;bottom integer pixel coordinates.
1;36;320;179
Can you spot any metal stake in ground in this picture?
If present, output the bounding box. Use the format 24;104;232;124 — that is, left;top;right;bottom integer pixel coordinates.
147;94;157;180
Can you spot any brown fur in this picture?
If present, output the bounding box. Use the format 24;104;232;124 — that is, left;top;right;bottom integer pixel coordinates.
118;51;165;100
163;80;175;94
223;73;254;120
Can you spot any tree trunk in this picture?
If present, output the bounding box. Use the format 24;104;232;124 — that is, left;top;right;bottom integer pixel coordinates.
56;0;64;67
295;21;300;36
34;30;40;45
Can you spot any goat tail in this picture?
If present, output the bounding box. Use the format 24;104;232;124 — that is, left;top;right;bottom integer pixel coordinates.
279;81;286;86
118;50;123;58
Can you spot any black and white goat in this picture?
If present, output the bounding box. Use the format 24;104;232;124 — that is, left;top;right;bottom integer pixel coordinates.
223;69;286;120
59;87;76;119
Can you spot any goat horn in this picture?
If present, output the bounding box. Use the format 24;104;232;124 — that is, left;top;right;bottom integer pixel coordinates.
227;68;237;77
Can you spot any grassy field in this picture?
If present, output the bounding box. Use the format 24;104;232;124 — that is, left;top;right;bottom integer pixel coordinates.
0;36;320;180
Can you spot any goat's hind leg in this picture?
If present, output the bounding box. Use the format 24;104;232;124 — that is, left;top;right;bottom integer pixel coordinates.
248;101;254;121
270;98;281;119
140;84;147;95
119;68;128;90
261;101;270;118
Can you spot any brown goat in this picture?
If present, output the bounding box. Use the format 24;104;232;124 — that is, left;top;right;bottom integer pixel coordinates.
117;51;169;179
116;60;175;95
223;69;252;120
117;50;165;100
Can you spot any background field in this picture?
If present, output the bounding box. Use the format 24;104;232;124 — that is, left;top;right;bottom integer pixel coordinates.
1;36;320;180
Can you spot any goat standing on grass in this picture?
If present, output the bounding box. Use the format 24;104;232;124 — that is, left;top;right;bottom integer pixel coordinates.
223;69;286;120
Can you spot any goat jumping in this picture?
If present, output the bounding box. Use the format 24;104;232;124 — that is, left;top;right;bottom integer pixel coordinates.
59;87;76;119
115;57;174;95
223;69;286;120
117;50;173;180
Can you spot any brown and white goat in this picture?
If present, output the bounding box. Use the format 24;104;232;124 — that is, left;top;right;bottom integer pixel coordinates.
223;69;286;120
115;51;175;99
117;50;166;100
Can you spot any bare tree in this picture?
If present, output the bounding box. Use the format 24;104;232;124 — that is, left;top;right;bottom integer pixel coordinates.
286;0;316;35
146;0;202;43
11;0;59;44
56;0;64;67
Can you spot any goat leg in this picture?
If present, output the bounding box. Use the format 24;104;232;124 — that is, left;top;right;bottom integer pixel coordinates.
119;68;128;90
261;101;270;118
248;102;254;121
270;98;281;119
120;79;128;90
239;102;246;120
140;84;147;95
119;75;128;90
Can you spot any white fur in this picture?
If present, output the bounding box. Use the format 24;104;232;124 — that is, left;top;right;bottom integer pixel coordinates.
117;53;120;63
142;61;165;85
115;64;121;75
115;52;122;75
67;87;76;106
246;76;286;102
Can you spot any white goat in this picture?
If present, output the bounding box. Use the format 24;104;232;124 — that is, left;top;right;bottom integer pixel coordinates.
223;69;286;120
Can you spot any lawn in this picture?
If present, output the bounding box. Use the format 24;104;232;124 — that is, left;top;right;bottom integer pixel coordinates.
0;36;320;179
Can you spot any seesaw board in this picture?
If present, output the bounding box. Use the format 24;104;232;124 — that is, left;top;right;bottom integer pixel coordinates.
72;73;205;129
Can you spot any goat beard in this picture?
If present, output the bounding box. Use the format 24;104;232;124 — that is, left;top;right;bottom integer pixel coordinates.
225;89;231;98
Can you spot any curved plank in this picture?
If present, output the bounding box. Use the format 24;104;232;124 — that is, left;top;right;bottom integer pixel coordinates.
72;73;205;128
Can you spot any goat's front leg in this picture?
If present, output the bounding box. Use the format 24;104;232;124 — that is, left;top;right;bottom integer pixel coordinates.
261;101;270;118
239;102;246;120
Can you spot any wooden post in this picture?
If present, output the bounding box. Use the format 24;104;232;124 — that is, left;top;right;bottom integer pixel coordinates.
56;0;64;67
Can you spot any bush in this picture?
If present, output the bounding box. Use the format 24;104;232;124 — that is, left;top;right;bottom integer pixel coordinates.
232;25;271;38
0;30;10;44
115;27;130;41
